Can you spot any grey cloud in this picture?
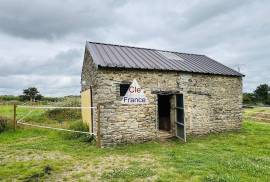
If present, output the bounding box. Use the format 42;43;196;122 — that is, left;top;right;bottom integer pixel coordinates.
0;74;80;96
0;49;83;76
179;0;250;30
38;49;83;75
0;0;269;95
0;0;125;40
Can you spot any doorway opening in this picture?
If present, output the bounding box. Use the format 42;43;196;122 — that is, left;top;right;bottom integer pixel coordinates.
158;95;171;131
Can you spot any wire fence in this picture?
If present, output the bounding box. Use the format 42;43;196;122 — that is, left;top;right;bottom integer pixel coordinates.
16;121;94;134
17;105;96;109
14;105;97;135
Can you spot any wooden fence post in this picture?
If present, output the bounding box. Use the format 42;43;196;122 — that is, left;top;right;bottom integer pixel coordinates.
96;103;101;148
13;104;17;130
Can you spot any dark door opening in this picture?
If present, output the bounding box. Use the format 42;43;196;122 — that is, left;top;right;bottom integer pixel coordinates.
158;95;171;131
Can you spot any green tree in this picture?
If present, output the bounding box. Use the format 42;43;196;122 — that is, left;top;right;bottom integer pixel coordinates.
243;93;256;105
20;87;42;102
254;84;269;104
266;97;270;105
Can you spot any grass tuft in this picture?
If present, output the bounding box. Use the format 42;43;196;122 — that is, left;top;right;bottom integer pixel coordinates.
22;165;53;182
62;121;94;143
0;116;12;133
102;166;155;181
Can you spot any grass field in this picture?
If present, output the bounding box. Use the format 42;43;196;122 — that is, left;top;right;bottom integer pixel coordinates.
244;107;270;115
0;104;81;129
244;107;270;123
0;105;270;181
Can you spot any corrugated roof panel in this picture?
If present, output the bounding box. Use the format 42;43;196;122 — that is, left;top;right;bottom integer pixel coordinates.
200;56;229;75
87;43;105;66
106;45;128;67
101;44;121;66
125;47;151;68
192;55;221;74
114;46;137;68
149;50;177;70
161;51;184;70
203;56;239;76
86;41;244;77
157;51;184;61
188;55;214;73
121;46;146;68
132;48;156;69
175;54;204;73
138;48;168;70
98;44;117;67
167;59;185;71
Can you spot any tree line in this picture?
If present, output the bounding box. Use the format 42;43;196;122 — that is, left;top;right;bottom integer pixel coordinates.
0;87;81;103
243;84;270;105
1;85;269;106
0;87;59;102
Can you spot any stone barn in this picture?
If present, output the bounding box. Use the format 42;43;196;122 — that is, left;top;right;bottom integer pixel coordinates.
81;41;244;147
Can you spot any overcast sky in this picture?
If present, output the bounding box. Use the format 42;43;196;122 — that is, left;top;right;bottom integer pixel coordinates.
0;0;269;96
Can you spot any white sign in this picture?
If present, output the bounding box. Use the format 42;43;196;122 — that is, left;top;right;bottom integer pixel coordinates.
121;79;149;104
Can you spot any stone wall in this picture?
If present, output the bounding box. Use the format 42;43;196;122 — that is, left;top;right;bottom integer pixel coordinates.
81;48;99;134
81;52;243;146
81;48;98;92
88;68;242;147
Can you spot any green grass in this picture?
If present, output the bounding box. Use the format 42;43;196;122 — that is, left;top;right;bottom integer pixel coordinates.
102;166;155;181
0;104;48;121
0;105;81;129
0;105;15;118
0;121;269;181
244;107;270;115
0;105;270;181
244;107;270;122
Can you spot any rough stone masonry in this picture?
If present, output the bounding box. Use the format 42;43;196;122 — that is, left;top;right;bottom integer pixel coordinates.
81;49;243;147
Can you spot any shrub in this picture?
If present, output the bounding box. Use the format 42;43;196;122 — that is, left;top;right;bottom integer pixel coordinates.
63;122;94;143
265;97;270;106
58;96;81;107
45;109;81;123
0;117;10;133
0;95;20;101
42;97;61;102
44;96;81;123
243;93;256;105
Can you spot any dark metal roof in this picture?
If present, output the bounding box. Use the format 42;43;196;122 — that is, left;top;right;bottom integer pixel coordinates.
86;41;243;77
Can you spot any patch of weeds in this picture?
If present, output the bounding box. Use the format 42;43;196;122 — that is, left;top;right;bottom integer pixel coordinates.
0;116;11;133
62;122;94;143
203;174;240;182
45;109;81;123
166;151;176;160
102;166;155;181
23;165;53;182
223;157;269;177
44;165;53;175
70;171;87;179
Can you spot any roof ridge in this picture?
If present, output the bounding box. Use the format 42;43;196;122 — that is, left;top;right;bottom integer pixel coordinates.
87;41;205;56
